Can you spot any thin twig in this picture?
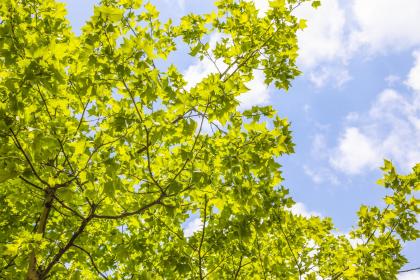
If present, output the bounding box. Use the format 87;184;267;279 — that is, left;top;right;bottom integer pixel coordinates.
9;128;50;187
72;244;109;279
19;176;45;192
92;194;164;220
399;267;420;273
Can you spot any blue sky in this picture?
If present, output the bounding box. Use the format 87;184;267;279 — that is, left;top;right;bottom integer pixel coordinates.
63;0;419;277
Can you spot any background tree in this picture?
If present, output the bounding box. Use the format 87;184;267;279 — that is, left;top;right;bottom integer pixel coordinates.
0;0;418;279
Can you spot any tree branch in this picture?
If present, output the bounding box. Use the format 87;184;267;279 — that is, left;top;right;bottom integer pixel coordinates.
399;267;420;273
198;195;208;280
255;231;268;280
27;187;56;279
234;255;243;279
72;244;109;279
9;128;50;187
52;194;84;220
40;206;96;279
92;194;164;220
19;176;45;192
144;127;164;193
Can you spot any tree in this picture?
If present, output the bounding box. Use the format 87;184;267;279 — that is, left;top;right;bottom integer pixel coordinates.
0;0;418;279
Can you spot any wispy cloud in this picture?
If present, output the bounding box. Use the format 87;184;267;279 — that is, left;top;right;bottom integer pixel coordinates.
304;165;340;185
398;271;420;280
350;0;420;53
289;202;322;218
406;50;420;91
293;0;420;87
305;50;420;177
329;51;420;174
163;0;185;10
295;0;348;69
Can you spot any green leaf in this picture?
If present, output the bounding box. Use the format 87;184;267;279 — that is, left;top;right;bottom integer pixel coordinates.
312;1;321;8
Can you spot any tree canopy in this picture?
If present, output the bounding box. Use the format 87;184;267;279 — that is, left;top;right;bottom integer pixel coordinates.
0;0;418;279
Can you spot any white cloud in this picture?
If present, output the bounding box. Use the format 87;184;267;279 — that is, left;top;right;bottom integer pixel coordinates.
289;202;321;218
329;127;381;174
345;112;360;122
350;0;420;53
295;0;347;69
304;133;341;185
385;75;401;87
291;0;420;87
183;217;202;237
329;51;420;174
237;70;270;110
308;66;351;88
311;133;328;158
163;0;185;10
250;0;349;69
398;271;420;280
406;51;420;92
304;165;340;185
293;0;351;87
183;59;216;90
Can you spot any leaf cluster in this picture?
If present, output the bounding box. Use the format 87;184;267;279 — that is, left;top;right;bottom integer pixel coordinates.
0;0;418;279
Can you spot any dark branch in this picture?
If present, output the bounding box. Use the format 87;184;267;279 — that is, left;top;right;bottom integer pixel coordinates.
73;244;109;279
41;206;96;278
92;194;164;220
399;267;420;273
19;176;45;192
9;128;50;187
198;195;208;280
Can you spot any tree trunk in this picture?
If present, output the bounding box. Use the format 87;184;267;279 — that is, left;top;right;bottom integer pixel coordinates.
26;188;55;280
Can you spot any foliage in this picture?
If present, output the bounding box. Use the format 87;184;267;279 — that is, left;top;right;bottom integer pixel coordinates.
0;0;418;279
